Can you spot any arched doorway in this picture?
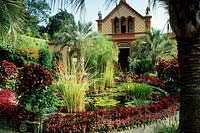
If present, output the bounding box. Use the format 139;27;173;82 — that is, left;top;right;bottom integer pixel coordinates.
118;44;130;71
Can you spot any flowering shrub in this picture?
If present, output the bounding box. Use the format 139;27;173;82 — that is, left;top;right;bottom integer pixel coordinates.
17;64;53;94
0;60;19;89
43;93;180;132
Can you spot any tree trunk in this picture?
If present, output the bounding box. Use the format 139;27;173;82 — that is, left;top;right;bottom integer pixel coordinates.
178;37;200;132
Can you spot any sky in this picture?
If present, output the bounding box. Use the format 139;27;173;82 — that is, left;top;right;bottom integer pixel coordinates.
52;0;170;32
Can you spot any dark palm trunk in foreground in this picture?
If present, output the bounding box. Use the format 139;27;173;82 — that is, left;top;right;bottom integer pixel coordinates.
178;37;200;132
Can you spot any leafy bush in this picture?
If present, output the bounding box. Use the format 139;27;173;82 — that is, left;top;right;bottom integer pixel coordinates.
18;89;55;113
118;83;153;100
17;64;52;94
156;58;179;82
17;64;54;114
129;83;153;100
7;35;49;67
12;47;39;67
0;60;19;90
0;89;17;122
129;58;153;75
38;48;53;70
156;58;180;92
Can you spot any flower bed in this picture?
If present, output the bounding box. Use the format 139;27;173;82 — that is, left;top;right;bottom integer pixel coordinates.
43;93;179;132
120;74;165;88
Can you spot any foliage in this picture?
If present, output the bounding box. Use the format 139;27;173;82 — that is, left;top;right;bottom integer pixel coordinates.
46;9;76;38
156;58;180;92
104;61;115;87
130;28;176;72
16;63;54;125
0;60;19;90
155;124;179;133
125;99;152;108
129;58;153;75
56;66;90;113
9;35;49;66
17;88;55;113
0;0;25;39
17;64;52;94
85;33;118;91
24;0;50;37
85;33;118;74
156;58;180;82
0;89;18;124
38;48;53;70
88;96;119;110
43;93;179;132
118;83;153;100
120;74;165;88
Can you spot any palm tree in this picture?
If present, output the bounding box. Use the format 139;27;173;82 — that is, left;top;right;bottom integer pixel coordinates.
49;0;200;132
132;28;175;71
54;20;94;71
0;0;25;39
73;21;94;71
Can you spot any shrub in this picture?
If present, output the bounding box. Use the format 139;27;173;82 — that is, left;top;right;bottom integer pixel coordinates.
129;59;153;75
0;89;17;122
11;47;39;67
0;60;19;90
38;48;53;70
7;35;49;67
156;58;180;82
17;64;54;115
156;58;180;92
118;83;153;100
17;64;53;94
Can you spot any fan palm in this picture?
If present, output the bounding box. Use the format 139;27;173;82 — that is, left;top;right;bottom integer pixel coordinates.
0;0;25;39
132;28;175;69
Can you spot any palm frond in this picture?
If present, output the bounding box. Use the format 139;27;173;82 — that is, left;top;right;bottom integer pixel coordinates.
0;0;25;39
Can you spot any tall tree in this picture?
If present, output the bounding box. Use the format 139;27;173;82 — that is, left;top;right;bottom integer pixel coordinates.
24;0;50;37
0;0;25;39
46;9;76;39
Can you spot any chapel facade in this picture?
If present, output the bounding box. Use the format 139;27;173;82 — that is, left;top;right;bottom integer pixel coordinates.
96;0;151;71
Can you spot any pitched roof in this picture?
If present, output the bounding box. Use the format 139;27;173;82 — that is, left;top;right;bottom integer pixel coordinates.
102;1;145;22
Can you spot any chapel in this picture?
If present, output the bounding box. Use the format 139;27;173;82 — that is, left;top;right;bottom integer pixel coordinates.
96;0;152;71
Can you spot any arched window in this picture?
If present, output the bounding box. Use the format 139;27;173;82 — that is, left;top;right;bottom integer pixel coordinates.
114;18;119;33
121;17;126;33
128;17;133;33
